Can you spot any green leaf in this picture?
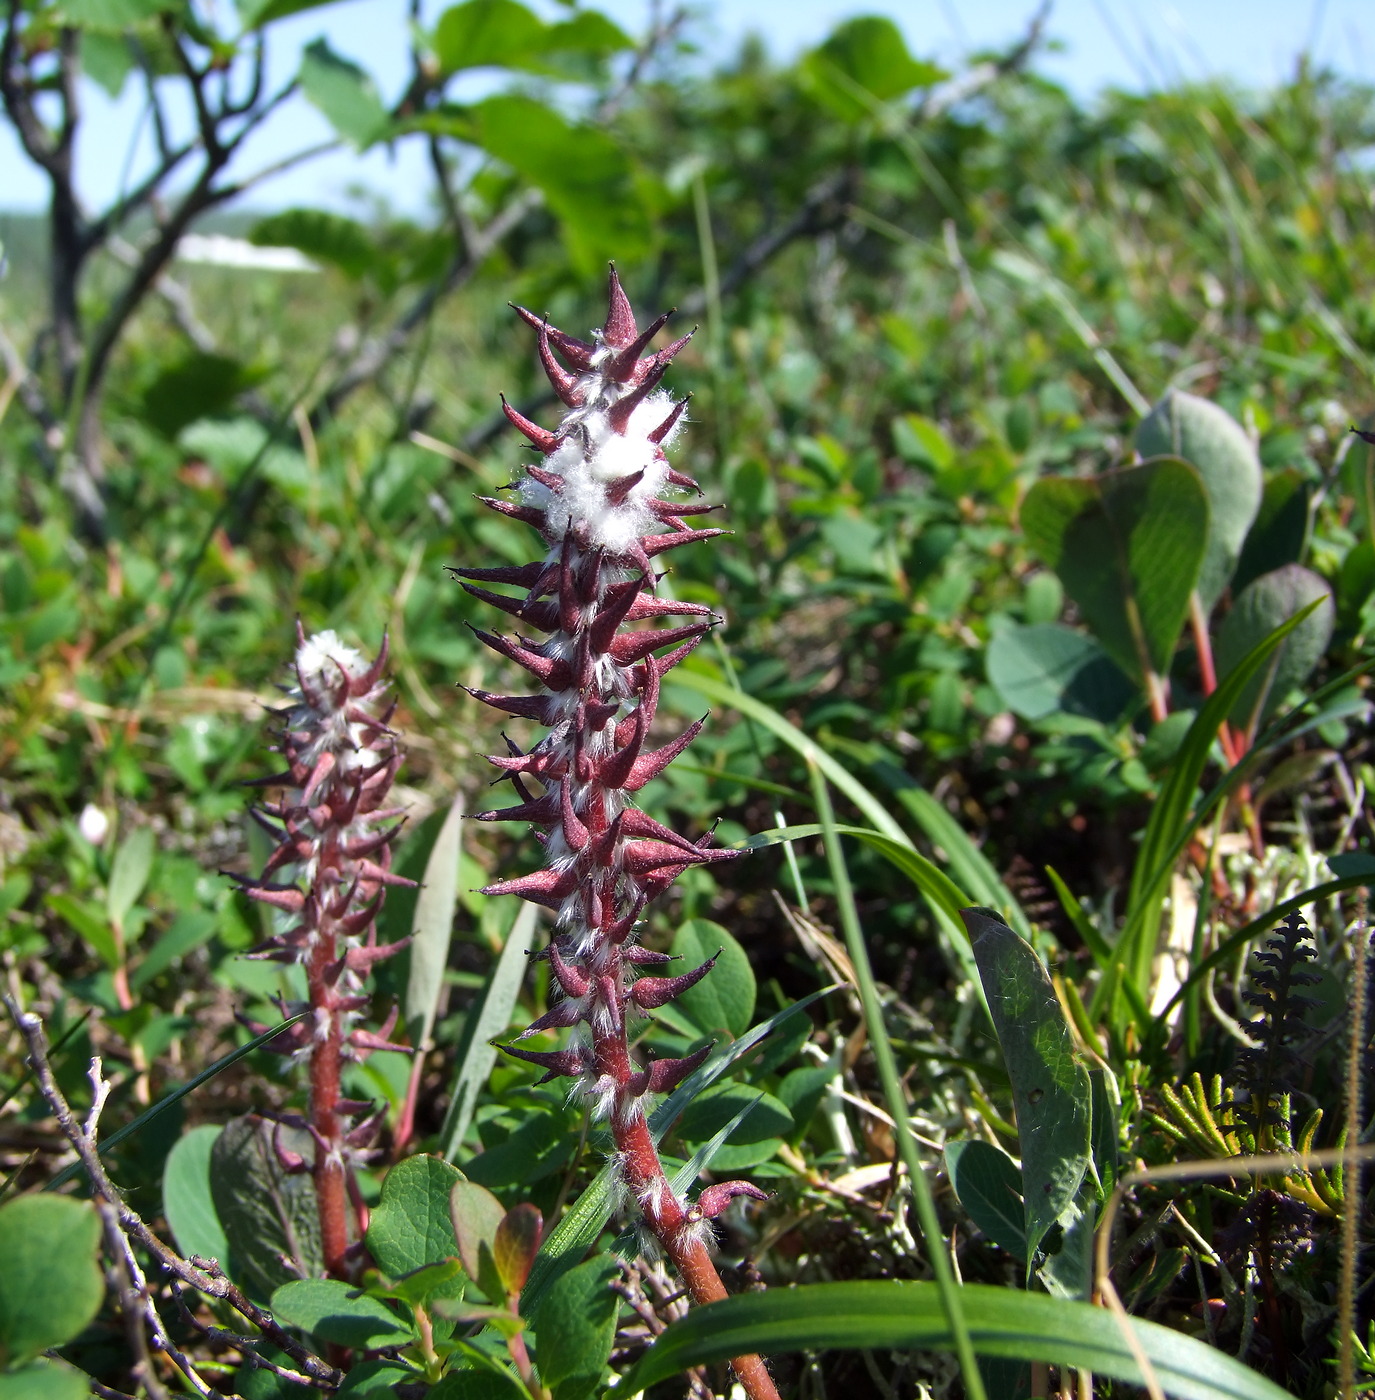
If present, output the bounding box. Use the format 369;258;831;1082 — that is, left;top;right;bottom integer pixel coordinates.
132;909;218;991
81;31;133;96
669;918;754;1038
210;1115;323;1299
944;1139;1026;1261
1233;468;1311;593
1338;539;1375;631
532;1254;620;1399
140;354;269;439
1025;461;1209;684
163;1124;229;1266
299;39;389;147
405;794;464;1052
434;0;550;71
1214;564;1334;739
270;1279;414;1349
1022;458;1209;688
375;1259;463;1308
0;1358;92;1400
801;17;945;121
440;902;539;1161
107;826;155;927
777;1057;834;1141
367;1154;464;1285
492;1203;542;1296
963;908;1091;1269
985;623;1134;724
1137;390;1263;611
60;0;167;28
450;1181;507;1302
45;892;117;969
335;1359;417;1397
616;1280;1295;1400
422;95;649;273
428;1365;529;1398
238;0;344;29
249;209;374;280
0;1196;103;1365
675;1082;791;1172
433;0;630;75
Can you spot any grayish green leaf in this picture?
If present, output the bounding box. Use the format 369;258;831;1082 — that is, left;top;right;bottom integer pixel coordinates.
163;1124;229;1267
440;901;539;1162
963;908;1092;1271
1021;458;1210;688
210;1115;323;1299
986;623;1134;724
406;793;464;1053
1215;564;1334;739
945;1139;1026;1261
1137;390;1262;610
107;825;155;928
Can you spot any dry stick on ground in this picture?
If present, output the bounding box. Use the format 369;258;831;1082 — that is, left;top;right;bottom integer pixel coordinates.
2;995;340;1390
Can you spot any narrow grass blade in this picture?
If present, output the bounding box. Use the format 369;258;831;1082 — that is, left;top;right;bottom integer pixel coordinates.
810;765;986;1400
45;1010;310;1192
439;900;539;1163
1121;604;1319;1014
520;986;835;1314
666;669;910;846
616;1280;1296;1400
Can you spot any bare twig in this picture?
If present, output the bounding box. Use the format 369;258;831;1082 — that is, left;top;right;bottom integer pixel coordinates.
3;997;341;1388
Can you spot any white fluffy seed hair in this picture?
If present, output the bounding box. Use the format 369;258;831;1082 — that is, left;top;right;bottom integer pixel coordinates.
295;629;366;688
520;390;687;554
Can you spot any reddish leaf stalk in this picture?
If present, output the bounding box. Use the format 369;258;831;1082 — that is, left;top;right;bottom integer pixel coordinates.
234;626;412;1279
465;270;778;1400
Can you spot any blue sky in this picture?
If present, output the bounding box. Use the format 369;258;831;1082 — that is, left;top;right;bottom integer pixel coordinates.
0;0;1370;215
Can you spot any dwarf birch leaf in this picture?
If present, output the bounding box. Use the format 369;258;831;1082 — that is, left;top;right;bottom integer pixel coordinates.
367;1154;464;1282
670;919;754;1039
0;1196;103;1366
0;1358;92;1400
532;1254;621;1399
450;1181;507;1302
270;1279;413;1349
492;1203;542;1297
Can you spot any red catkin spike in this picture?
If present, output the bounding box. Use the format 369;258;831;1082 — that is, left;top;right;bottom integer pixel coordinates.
466;275;777;1400
233;629;408;1281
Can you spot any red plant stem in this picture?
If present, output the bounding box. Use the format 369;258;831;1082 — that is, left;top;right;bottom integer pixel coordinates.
307;917;351;1279
594;1029;780;1400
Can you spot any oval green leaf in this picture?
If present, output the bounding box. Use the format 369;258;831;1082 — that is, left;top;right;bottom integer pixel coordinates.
0;1196;104;1366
